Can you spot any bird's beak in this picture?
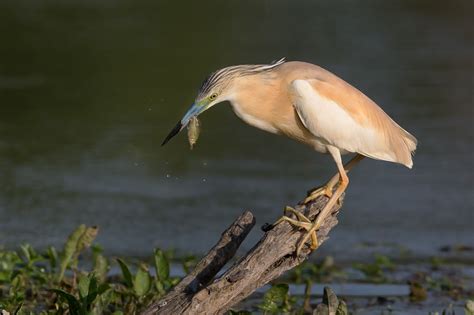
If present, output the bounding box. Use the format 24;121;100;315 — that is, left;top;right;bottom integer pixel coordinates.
161;103;204;146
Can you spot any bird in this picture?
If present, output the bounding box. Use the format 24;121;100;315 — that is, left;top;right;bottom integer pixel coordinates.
162;58;417;255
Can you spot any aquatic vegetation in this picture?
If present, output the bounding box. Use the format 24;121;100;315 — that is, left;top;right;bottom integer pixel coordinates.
288;256;345;283
409;280;428;302
0;225;179;314
313;287;348;315
353;254;395;283
0;224;347;315
257;283;294;314
231;284;347;315
1;226;473;314
260;285;349;315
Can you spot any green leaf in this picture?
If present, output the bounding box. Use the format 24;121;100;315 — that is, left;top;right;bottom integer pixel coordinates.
75;226;99;257
117;258;133;288
154;279;165;295
97;283;110;295
133;264;151;296
51;289;82;315
58;224;86;282
47;246;58;271
85;275;99;310
19;244;32;263
93;253;108;283
153;249;169;281
78;275;91;299
91;244;103;255
375;254;394;269
258;283;289;314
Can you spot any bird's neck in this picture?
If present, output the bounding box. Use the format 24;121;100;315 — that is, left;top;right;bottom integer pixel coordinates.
225;72;314;143
225;74;283;134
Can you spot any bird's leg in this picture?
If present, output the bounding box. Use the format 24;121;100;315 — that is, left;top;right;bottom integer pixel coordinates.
297;147;350;255
274;154;362;255
304;175;338;203
304;154;364;204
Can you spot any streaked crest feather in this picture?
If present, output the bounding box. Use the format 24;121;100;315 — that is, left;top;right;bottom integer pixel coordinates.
197;58;286;99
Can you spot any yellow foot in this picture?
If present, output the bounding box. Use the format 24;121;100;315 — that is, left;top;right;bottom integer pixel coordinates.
303;184;333;204
295;221;322;256
274;206;319;255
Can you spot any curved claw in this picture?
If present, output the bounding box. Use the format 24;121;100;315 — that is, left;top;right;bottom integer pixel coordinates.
275;206;320;256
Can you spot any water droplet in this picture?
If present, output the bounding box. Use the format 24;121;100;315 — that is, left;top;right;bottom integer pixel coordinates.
166;174;171;178
202;178;206;182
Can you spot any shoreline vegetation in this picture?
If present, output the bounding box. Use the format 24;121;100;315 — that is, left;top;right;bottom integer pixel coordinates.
0;225;473;314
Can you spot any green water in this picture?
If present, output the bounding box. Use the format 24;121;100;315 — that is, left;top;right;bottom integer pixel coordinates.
0;0;472;258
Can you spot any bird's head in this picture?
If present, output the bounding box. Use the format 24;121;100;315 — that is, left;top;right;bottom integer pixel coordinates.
161;58;286;146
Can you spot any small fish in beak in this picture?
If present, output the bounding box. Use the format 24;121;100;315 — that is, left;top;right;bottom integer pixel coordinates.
187;116;201;150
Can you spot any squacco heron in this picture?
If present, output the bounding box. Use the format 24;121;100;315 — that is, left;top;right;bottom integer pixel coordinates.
162;58;417;255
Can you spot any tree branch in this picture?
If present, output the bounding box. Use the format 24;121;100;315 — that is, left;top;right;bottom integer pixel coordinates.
142;194;342;315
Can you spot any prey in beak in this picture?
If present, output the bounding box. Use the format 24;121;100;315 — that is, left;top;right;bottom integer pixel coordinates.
161;102;205;146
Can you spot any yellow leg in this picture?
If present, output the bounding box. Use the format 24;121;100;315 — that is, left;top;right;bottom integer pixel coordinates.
296;147;352;255
275;154;364;255
303;154;364;204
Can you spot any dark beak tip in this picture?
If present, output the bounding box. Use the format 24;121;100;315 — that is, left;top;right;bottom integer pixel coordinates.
162;121;183;147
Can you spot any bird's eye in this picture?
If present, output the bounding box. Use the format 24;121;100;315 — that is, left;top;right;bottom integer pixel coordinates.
209;93;218;100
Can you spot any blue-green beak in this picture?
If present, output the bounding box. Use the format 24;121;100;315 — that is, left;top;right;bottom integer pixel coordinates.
161;103;204;146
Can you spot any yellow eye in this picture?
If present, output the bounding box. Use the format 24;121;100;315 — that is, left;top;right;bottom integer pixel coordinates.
209;93;218;100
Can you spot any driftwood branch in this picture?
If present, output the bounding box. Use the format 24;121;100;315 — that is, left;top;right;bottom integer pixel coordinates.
143;194;342;315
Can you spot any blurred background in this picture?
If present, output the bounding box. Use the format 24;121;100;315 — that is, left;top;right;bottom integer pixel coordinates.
0;0;472;261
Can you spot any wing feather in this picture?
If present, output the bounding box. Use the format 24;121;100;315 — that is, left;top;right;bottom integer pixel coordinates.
290;79;417;168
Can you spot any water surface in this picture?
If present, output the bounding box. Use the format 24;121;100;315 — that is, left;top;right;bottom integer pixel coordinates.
0;0;472;259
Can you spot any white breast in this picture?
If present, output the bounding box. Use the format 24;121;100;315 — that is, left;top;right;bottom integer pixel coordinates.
230;101;279;134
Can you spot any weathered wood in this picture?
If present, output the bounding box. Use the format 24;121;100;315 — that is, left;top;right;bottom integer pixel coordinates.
142;194;342;315
142;211;255;315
